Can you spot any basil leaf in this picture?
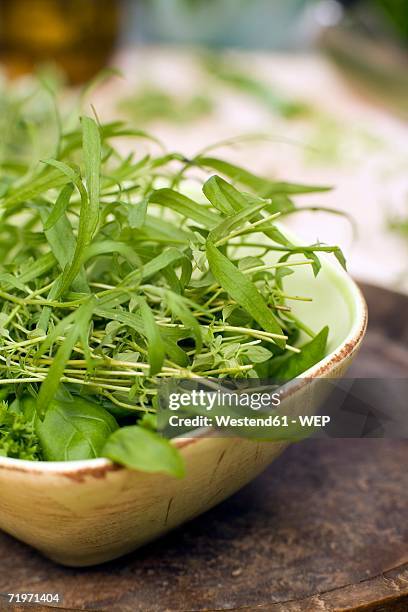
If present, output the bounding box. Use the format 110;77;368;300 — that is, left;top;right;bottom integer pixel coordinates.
37;398;119;461
102;426;185;478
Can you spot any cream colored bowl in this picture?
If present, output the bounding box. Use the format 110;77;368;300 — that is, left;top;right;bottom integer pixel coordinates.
0;255;367;566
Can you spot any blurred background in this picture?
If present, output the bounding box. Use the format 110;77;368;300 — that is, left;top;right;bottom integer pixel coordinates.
0;0;407;290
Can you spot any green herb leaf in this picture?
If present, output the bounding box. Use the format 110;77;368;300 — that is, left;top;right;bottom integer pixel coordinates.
0;399;41;460
40;206;89;293
206;241;285;348
138;297;165;375
37;298;96;415
140;248;186;282
244;345;273;363
37;398;118;461
150;188;220;228
102;426;185;478
166;291;203;352
203;174;247;214
128;198;148;229
82;116;101;237
272;326;329;381
44;183;74;230
196;157;332;197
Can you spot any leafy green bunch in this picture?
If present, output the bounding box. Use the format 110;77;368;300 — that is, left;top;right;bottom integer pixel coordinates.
0;84;345;475
0;397;40;461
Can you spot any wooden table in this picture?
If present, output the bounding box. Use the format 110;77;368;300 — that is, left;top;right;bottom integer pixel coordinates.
0;283;407;612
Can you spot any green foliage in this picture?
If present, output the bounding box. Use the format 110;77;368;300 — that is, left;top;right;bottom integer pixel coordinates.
0;75;346;474
36;398;119;461
265;326;329;380
204;54;309;118
103;425;185;478
0;400;41;460
206;241;285;347
119;87;213;124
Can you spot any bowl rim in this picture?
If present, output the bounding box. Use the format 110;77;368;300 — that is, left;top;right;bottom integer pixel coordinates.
0;257;368;476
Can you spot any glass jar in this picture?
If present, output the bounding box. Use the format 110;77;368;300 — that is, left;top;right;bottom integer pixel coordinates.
0;0;122;83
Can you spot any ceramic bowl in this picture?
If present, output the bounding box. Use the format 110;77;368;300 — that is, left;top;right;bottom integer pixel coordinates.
0;253;367;566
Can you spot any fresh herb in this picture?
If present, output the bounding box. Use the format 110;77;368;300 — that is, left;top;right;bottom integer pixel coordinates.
266;326;329;380
0;398;41;460
0;77;345;476
119;87;213;125
204;54;309;119
103;426;185;478
36;397;119;462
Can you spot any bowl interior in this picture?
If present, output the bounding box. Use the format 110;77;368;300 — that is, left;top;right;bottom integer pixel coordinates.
284;255;362;355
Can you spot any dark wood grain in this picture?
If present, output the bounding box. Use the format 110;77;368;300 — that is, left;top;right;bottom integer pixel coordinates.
0;283;407;612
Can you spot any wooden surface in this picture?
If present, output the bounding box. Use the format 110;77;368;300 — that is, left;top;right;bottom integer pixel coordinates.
0;282;407;612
